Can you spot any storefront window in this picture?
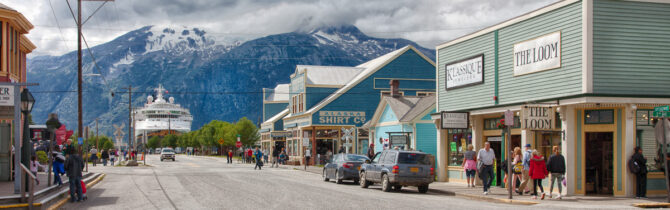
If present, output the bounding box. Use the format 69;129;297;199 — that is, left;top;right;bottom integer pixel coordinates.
316;129;338;138
585;110;614;124
636;110;661;171
358;128;369;154
537;132;562;159
448;129;472;166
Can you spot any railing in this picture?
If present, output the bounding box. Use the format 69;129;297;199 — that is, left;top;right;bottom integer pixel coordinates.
19;164;36;210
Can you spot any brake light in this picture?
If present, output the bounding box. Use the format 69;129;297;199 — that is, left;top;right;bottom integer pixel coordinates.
343;163;354;168
392;165;399;174
430;167;434;175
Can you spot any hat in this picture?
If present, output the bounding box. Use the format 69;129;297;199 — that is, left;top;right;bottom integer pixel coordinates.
525;144;531;148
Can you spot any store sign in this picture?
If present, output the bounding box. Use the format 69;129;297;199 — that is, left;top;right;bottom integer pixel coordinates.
441;112;469;129
445;54;484;90
270;132;292;138
514;31;561;76
318;111;366;124
390;135;408;145
521;106;556;130
0;85;14;106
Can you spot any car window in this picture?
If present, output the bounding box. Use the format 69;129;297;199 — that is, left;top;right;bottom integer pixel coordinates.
383;152;397;164
371;152;382;163
162;149;174;153
398;153;431;165
344;155;369;162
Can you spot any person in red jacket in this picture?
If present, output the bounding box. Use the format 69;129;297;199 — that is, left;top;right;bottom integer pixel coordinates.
529;150;548;200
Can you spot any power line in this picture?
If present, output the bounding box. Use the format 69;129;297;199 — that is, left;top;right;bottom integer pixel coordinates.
47;0;71;52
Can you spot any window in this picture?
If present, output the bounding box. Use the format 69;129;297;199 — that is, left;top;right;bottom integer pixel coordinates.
380;91;404;98
299;93;304;112
448;129;471;166
585;110;614;124
398;153;431;165
416;92;435;97
371;152;382;163
383;152;397;164
636;109;660;171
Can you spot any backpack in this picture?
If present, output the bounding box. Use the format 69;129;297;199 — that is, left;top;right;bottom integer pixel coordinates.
628;158;640;174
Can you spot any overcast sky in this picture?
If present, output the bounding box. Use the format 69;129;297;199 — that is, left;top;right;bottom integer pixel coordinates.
9;0;558;56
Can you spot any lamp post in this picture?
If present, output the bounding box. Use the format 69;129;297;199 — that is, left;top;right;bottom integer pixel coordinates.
20;88;35;191
45;113;61;187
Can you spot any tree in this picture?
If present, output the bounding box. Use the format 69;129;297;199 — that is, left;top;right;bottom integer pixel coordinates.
102;139;114;150
164;134;178;148
235;117;259;146
147;136;161;150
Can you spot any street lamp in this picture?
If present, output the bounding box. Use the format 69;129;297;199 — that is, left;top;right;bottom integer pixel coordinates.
20;88;34;191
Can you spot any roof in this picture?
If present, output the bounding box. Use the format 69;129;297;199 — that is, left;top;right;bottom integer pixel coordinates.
262;109;289;125
382;95;436;123
0;3;15;11
301;45;435;116
295;65;365;86
266;84;289;102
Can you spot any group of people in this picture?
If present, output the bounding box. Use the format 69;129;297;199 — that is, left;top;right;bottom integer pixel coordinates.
89;147;121;166
463;142;566;200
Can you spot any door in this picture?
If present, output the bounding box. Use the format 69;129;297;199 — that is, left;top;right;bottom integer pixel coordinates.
367;152;383;181
489;141;502;187
585;132;613;195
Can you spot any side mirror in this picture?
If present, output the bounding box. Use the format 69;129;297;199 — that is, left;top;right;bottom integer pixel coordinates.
365;160;371;164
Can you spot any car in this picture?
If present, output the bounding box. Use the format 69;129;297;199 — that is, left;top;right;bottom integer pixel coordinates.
359;150;434;193
322;154;369;184
160;148;176;161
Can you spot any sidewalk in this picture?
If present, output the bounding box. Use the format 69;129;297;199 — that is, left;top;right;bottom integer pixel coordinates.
0;171;53;197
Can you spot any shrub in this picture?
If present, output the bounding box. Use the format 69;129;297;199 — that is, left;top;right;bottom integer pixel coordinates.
36;151;48;164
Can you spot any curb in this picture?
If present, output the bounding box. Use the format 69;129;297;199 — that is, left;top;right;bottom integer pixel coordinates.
632;203;670;208
428;189;538;205
47;173;106;210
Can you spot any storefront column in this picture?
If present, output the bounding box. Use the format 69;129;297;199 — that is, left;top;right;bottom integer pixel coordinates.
562;105;577;195
521;130;533;149
434;118;448;182
471;115;483;151
624;104;636;197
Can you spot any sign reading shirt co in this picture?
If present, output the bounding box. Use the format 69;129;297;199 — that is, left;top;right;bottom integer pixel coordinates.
514;31;561;76
521;105;556;130
445;54;484;90
318;111;366;124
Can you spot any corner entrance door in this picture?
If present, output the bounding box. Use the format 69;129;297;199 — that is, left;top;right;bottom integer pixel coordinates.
585;132;614;195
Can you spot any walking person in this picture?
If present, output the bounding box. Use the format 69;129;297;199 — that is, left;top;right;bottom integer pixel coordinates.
547;146;566;199
304;148;311;170
462;144;477;188
101;149;110;166
254;147;264;170
246;148;253;164
263;148;269;163
477;142;496;195
529;150;548;200
64;149;84;202
30;156;43;185
631;147;648;199
512;147;524;194
518;144;533;195
110;150;116;166
227;149;233;164
271;147;279;168
52;149;66;186
89;146;98;167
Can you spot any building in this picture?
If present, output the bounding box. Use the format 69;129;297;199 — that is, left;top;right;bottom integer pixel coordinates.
434;0;670;197
260;84;290;153
365;93;437;156
283;45;436;165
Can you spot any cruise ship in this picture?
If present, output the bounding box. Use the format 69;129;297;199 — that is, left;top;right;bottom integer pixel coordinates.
133;85;193;144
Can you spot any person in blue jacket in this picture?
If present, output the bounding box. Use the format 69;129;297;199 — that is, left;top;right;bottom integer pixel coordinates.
52;148;66;186
254;147;264;170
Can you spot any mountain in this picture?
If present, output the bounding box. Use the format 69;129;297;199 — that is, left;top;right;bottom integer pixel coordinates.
27;25;435;138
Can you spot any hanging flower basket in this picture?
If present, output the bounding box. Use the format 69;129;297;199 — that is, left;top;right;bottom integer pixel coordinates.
496;119;507;129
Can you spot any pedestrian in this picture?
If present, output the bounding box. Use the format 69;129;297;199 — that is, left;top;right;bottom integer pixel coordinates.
254;147;264;170
529;150;548;200
279;150;286;165
110;150;116;166
101;149;110;166
271;147;278;167
263;148;269;163
518;144;533;195
462;144;477;188
227;149;233;164
327;149;333;163
52;149;66;186
304;148;311;170
89;146;98;166
246;148;253;164
630;146;648;199
64;149;84;202
512;147;524;194
477;142;495;195
124;150;128;161
547;146;566;199
30;155;42;185
338;145;345;154
367;143;375;160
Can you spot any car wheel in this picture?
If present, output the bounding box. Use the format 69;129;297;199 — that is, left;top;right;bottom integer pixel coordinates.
323;169;330;182
353;179;360;185
418;184;429;193
359;172;369;188
382;174;391;192
335;170;343;184
393;185;402;192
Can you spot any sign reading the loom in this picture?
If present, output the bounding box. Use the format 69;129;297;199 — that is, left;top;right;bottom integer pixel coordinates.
514;31;561;76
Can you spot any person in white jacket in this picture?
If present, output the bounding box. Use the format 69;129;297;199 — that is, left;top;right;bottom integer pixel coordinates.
30;155;44;185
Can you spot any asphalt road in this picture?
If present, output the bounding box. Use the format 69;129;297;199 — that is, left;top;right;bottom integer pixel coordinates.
61;155;527;210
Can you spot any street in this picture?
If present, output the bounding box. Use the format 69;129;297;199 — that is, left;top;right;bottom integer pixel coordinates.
61;155;525;210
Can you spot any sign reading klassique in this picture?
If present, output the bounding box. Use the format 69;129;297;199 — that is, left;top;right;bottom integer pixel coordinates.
441;112;469;129
445;54;484;90
0;85;14;106
521;105;556;130
514;31;561;76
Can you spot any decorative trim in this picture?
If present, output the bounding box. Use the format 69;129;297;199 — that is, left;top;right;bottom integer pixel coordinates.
494;30;499;105
582;0;593;93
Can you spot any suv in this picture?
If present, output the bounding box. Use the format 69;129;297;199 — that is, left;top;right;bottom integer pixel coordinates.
160;148;176;161
359;150;434;193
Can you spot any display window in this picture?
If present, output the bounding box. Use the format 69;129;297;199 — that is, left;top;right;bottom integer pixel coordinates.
448;129;472;166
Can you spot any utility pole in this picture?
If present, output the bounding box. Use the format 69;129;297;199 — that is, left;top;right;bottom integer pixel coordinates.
95;118;99;150
77;0;83;155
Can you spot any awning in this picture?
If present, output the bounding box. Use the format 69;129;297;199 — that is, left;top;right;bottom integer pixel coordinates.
285;123;298;128
259;128;271;133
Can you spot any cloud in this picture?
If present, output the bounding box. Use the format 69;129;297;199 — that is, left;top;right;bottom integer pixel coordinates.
7;0;558;56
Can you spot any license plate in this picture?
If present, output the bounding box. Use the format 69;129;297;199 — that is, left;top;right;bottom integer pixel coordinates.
410;167;419;173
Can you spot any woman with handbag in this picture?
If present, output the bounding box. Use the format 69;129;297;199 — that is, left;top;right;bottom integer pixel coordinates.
462;144;477;188
512;147;524;194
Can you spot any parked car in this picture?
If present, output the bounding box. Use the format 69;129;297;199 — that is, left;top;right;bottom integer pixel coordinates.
160;148;176;161
322;154;369;184
359;150;434;193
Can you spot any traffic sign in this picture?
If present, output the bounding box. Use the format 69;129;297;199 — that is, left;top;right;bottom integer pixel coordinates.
504;110;514;126
235;141;242;148
218;138;225;145
653;111;670;118
78;137;83;145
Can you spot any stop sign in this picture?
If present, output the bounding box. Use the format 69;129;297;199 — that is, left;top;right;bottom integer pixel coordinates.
236;141;242;148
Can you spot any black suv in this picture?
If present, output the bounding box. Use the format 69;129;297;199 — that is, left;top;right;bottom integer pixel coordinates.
359;150;434;193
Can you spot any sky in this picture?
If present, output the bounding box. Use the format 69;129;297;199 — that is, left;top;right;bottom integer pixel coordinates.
8;0;558;56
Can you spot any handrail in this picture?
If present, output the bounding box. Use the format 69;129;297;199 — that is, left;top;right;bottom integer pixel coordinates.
19;163;36;210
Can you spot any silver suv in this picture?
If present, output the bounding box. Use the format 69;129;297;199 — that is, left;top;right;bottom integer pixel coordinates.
359;150;434;193
161;148;176;161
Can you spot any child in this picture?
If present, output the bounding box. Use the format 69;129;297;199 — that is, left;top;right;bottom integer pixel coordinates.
81;180;88;201
30;156;42;185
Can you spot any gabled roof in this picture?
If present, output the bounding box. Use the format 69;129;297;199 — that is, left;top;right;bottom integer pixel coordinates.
262;109;289;126
370;95;436;125
266;84;289;102
300;45;435;116
0;3;15;11
295;65;365;86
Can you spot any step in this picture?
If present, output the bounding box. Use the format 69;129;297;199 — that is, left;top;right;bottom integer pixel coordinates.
0;173;102;209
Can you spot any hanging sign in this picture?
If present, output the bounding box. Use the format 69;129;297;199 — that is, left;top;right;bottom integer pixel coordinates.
521;105;556;130
514;31;561;76
441;112;469;129
0;85;13;106
445;54;484;90
390;135;408;145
